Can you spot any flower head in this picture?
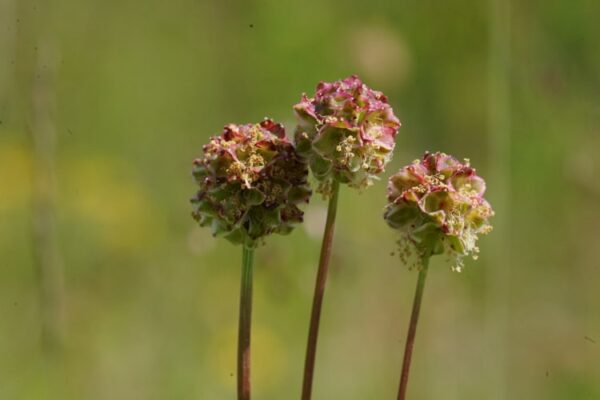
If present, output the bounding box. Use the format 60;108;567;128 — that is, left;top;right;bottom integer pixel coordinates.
384;152;494;271
294;75;401;195
191;119;311;247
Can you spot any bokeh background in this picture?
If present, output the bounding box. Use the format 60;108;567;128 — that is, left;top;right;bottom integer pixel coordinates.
1;0;599;398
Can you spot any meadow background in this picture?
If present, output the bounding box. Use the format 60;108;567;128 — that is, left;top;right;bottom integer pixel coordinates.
1;0;599;399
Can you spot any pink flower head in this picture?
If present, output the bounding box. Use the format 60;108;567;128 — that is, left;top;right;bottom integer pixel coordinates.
294;75;401;195
384;152;493;271
191;119;311;247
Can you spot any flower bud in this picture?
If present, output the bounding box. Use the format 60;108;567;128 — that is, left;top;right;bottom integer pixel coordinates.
191;119;311;247
384;152;493;271
294;75;401;195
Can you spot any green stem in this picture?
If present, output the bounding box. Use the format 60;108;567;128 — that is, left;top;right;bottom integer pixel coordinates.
301;181;340;400
397;260;429;400
238;246;254;400
31;39;65;355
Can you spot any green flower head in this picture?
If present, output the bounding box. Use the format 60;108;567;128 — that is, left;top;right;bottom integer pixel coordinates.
384;152;494;271
191;119;312;247
294;75;401;196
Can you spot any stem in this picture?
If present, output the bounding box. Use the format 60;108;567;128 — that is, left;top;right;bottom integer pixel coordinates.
31;40;65;354
238;246;254;400
486;0;511;397
397;260;429;400
301;181;340;400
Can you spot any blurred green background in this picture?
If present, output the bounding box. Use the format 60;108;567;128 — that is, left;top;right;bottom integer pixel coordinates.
1;0;599;398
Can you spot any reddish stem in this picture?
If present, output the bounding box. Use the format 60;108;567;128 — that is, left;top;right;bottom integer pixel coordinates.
397;261;429;400
301;181;340;400
238;246;254;400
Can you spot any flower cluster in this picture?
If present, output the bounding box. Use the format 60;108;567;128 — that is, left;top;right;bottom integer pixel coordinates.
191;119;311;247
294;75;401;195
384;152;494;271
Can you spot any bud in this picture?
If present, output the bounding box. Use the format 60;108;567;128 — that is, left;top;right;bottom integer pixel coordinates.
384;152;493;271
191;119;311;247
294;75;401;195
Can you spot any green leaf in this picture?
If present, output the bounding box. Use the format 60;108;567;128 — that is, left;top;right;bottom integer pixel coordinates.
446;235;465;254
287;186;312;203
313;127;345;155
384;205;418;229
224;229;245;245
211;219;230;237
194;200;219;217
310;155;332;179
262;208;282;227
243;188;266;206
209;183;239;200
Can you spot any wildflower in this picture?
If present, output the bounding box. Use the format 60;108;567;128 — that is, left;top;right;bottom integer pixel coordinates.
294;75;401;195
191;118;311;247
299;76;401;400
384;152;493;271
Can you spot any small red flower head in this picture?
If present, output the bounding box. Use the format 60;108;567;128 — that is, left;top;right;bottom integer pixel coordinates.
191;119;312;247
384;152;494;271
294;75;401;196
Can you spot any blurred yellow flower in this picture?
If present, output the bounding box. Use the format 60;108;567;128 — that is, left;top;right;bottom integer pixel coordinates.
0;139;32;213
212;324;288;392
62;157;159;252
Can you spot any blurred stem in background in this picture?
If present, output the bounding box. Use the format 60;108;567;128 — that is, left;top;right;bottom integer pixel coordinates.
302;181;340;400
238;246;254;400
0;0;16;106
397;260;429;400
486;0;511;398
30;39;66;355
